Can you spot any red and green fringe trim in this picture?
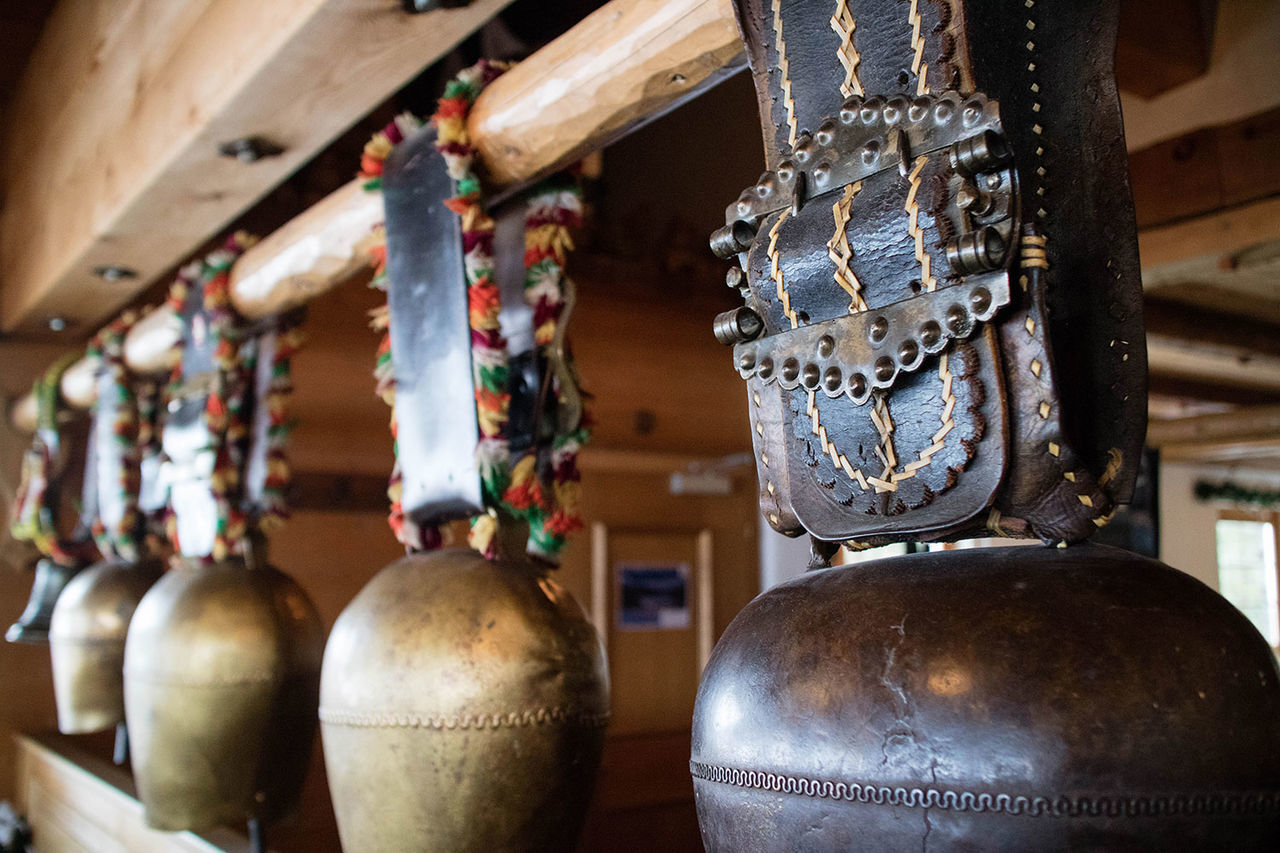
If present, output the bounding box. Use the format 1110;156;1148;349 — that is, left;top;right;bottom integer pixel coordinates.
86;309;142;562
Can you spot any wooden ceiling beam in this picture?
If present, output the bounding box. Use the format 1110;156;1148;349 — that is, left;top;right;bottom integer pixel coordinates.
0;0;516;337
1144;297;1280;360
1148;404;1280;448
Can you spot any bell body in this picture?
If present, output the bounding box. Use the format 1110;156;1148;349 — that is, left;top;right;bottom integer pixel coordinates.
320;547;610;853
6;558;86;644
49;557;163;733
123;558;324;832
691;544;1280;851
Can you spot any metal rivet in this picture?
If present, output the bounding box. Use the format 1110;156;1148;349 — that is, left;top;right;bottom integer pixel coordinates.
793;134;813;163
739;349;756;371
781;357;800;383
778;161;795;181
875;357;895;382
920;320;942;348
946;304;968;333
802;362;821;389
869;316;889;344
899;339;919;365
909;97;931;122
813;163;831;186
816;120;838;145
860;97;884;124
971;287;993;315
47;316;68;332
934;102;954;123
817;335;836;357
759;356;774;379
822;367;842;393
986;172;1003;189
217;136;284;163
93;265;138;282
861;140;881;165
849;373;868;398
725;266;744;289
840;97;863;124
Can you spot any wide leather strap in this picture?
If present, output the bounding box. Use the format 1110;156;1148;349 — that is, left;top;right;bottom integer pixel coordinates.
726;0;1144;544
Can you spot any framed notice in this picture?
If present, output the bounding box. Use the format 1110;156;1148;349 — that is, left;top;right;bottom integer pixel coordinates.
616;563;690;630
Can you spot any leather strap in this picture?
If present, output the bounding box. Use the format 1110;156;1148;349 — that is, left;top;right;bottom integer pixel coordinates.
725;0;1145;544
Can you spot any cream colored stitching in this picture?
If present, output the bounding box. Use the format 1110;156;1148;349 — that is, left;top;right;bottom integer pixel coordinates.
905;155;938;292
830;0;864;98
772;0;799;147
827;182;867;312
908;0;930;94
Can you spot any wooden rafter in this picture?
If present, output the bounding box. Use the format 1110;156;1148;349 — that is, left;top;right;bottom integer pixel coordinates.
0;0;516;336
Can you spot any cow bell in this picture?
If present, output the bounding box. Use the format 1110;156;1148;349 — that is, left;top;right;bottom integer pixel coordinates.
123;557;324;831
6;558;87;644
320;546;610;852
691;544;1280;851
49;557;164;734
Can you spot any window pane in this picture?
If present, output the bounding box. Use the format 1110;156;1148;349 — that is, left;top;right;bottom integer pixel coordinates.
1215;520;1279;646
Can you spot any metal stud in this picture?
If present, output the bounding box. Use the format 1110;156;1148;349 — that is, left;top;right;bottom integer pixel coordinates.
860;97;884;124
869;316;889;344
816;120;838;146
817;335;835;357
813;163;831;187
778;161;796;181
823;367;842;394
725;266;744;290
793;134;814;163
874;357;895;383
840;97;863;124
899;339;920;366
849;373;868;399
759;356;775;379
738;349;756;372
861;140;881;165
802;363;821;389
946;304;969;334
920;320;942;348
781;358;800;383
970;286;993;316
909;96;931;122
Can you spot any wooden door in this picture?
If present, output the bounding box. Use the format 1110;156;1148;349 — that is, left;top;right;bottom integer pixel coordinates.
556;454;759;853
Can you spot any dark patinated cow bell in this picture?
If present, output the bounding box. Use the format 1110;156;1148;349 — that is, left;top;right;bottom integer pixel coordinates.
691;545;1280;851
48;557;163;733
123;558;324;831
320;547;609;853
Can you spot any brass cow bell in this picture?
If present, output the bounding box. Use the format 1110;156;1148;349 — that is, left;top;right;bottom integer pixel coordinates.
123;557;324;831
49;557;163;734
320;547;609;852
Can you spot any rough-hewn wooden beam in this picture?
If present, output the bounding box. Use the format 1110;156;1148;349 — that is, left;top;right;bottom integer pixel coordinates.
467;0;743;188
1138;195;1280;269
0;0;515;336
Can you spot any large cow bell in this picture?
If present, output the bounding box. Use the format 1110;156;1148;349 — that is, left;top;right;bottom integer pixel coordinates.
49;557;163;733
320;545;609;852
691;544;1280;851
123;557;323;832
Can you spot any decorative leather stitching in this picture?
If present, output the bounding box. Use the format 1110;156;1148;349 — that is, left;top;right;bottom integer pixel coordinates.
690;761;1280;817
905;155;938;293
827;182;867;312
771;0;799;147
908;0;930;94
830;0;864;98
319;706;610;730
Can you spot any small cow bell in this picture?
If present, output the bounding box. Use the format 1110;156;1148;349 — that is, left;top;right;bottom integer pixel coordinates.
691;544;1280;851
49;557;163;734
123;558;323;832
320;547;609;853
6;558;86;644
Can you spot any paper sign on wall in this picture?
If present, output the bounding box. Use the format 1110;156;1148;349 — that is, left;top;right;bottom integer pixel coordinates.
616;563;690;630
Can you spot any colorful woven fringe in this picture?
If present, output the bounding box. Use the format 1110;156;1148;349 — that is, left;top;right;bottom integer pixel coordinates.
86;310;142;562
364;59;590;562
